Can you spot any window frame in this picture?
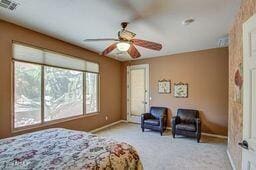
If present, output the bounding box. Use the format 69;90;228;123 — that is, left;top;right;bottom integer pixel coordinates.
11;42;100;133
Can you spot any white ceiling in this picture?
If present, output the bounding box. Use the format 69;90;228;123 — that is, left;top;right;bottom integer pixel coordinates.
0;0;241;61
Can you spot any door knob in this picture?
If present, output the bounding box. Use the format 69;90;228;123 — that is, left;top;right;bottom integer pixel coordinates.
238;140;249;150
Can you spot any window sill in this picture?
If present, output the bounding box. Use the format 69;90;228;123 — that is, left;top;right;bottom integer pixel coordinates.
12;112;100;134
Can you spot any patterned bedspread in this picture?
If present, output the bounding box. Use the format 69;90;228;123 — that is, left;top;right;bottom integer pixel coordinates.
0;128;143;170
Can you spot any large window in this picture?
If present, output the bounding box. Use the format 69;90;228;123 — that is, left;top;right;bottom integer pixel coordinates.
13;43;99;129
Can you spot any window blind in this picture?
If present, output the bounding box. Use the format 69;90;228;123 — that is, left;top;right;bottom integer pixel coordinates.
13;43;99;73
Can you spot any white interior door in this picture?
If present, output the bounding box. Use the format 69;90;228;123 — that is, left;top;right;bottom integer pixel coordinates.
127;64;149;123
242;13;256;170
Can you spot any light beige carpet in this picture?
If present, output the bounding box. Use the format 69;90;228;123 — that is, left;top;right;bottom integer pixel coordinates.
96;122;231;170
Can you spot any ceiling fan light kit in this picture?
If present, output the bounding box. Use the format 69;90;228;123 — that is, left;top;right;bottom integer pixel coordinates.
84;22;162;59
117;42;130;52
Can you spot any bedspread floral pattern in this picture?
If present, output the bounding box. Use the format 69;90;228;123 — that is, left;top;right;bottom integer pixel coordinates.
0;128;143;170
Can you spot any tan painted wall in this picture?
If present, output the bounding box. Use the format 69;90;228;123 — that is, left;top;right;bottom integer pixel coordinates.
0;18;231;141
228;0;256;169
0;20;122;138
121;48;229;136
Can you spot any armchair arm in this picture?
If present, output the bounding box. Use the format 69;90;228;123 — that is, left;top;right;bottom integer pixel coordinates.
171;116;180;125
171;116;180;133
195;118;201;133
159;114;167;129
141;113;152;129
141;113;152;120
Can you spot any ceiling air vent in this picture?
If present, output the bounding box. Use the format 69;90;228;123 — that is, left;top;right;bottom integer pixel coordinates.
218;36;229;47
0;0;18;11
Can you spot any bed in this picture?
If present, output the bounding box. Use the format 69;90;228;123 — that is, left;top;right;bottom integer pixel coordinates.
0;128;143;170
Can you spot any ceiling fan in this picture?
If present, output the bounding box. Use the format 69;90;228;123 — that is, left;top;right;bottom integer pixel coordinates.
84;22;162;59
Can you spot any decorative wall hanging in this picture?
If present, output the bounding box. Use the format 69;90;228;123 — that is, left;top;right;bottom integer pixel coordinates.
174;82;188;98
234;63;243;104
158;79;171;94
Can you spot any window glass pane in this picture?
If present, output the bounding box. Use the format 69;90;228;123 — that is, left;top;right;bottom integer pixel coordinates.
86;73;98;113
14;62;41;128
44;67;83;121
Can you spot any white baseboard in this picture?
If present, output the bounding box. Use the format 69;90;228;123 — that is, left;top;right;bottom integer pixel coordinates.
201;132;228;139
166;127;228;139
90;120;125;133
227;150;236;170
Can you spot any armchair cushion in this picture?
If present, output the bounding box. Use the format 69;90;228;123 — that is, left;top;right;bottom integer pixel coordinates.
144;119;160;126
176;123;196;132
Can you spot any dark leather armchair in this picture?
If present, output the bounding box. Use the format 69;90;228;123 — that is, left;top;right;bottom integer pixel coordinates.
141;107;168;136
172;109;201;143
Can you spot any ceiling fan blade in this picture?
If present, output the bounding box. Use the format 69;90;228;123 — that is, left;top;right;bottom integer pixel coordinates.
132;0;171;22
84;38;119;42
117;0;170;23
132;39;162;51
128;44;141;59
102;43;117;56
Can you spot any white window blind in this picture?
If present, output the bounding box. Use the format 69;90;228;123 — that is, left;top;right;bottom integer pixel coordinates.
13;43;99;73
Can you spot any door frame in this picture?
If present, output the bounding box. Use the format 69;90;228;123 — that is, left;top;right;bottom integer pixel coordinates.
242;13;256;169
127;64;150;123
